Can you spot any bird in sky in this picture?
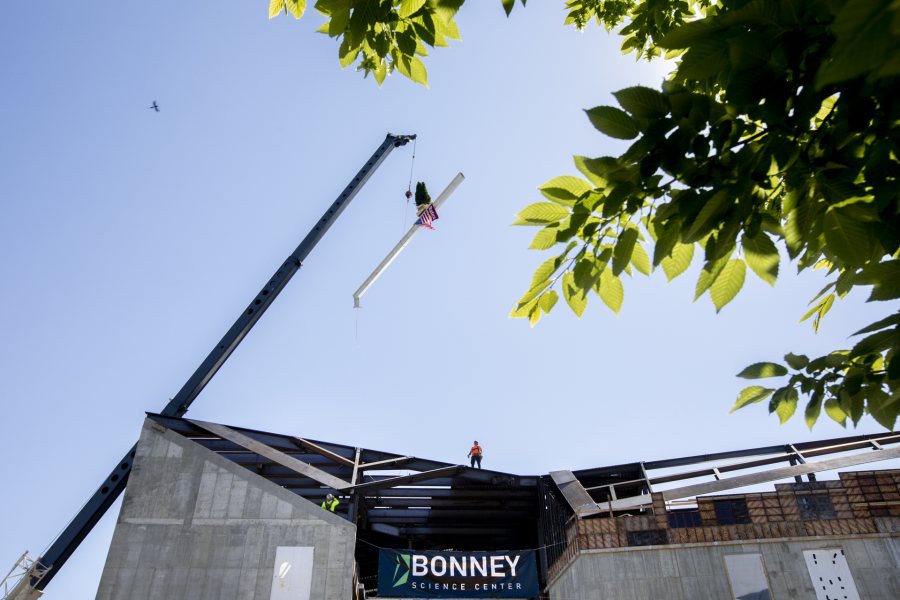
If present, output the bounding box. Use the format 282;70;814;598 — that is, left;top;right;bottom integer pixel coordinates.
149;101;159;112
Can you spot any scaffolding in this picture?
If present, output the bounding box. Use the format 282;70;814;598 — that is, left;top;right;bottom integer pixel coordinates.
1;552;48;600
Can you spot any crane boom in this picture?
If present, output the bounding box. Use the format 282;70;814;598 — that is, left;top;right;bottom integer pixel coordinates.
28;133;416;591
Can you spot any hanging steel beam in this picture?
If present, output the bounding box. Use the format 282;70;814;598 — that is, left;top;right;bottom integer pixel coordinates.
353;172;465;307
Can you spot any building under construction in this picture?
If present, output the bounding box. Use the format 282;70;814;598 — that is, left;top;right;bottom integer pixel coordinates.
6;415;899;599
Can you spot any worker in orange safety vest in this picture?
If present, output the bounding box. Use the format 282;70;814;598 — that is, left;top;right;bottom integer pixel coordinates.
468;441;483;469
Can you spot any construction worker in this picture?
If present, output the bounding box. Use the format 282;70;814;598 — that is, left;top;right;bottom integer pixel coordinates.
322;493;339;512
468;441;483;469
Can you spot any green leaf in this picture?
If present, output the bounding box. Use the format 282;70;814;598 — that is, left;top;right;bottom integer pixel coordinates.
408;55;428;86
822;208;876;266
824;398;847;427
285;0;306;18
769;387;799;424
509;297;538;319
824;351;849;368
677;39;729;80
731;386;775;412
612;86;669;119
851;329;896;357
784;353;809;370
529;227;559;250
539;176;593;206
339;37;360;67
805;392;823;430
848;389;865;426
660;243;694;281
612;228;639;275
630;243;651;276
399;0;427;19
652;220;678;264
585;106;640;140
573;256;601;290
513;279;551;312
867;387;898;430
694;255;729;300
659;19;721;50
562;271;587;317
685;190;731;243
799;293;835;333
852;312;900;336
528;303;542;326
596;268;624;314
737;362;789;379
529;255;563;290
539;290;559;313
321;1;351;36
709;259;746;312
372;57;387;85
741;232;779;286
573;156;607;187
513;202;570;225
815;0;893;88
269;0;286;18
859;261;900;302
433;9;461;40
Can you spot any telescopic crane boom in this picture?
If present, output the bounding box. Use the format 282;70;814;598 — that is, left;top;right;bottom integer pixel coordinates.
21;133;416;594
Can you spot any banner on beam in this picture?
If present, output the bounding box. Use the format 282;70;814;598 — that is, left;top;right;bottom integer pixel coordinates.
377;548;538;598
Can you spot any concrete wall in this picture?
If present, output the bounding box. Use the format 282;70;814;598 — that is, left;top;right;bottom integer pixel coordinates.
549;535;900;600
95;419;355;600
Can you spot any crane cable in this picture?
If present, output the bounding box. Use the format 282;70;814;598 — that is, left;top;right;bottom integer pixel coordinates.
403;137;417;231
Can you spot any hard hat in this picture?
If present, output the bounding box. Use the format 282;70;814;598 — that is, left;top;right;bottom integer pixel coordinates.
326;493;334;500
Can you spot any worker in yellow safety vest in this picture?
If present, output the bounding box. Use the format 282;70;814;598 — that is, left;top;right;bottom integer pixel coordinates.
322;493;339;512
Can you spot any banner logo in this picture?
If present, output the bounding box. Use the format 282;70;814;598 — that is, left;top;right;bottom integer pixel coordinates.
390;552;412;588
378;549;538;598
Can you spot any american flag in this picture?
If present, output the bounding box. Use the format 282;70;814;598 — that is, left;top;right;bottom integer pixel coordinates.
416;204;439;229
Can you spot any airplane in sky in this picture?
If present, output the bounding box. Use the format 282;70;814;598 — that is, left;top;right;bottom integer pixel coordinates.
149;101;159;112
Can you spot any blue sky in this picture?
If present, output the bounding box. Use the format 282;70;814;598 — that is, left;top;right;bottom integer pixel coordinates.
1;2;895;597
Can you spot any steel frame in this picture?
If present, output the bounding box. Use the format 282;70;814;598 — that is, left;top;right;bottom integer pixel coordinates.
557;432;900;516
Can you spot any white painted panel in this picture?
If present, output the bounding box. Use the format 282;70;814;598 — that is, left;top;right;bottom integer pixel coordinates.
724;553;771;600
803;548;861;600
271;546;314;600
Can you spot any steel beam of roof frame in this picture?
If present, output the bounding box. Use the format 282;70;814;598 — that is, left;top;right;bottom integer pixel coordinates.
289;437;356;467
550;471;604;517
599;443;900;512
186;419;350;491
348;467;464;492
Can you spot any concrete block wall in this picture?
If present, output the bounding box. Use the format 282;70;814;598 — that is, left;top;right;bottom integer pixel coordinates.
95;419;355;600
549;535;900;600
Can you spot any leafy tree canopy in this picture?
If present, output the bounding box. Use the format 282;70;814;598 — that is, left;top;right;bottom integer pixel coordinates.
272;0;900;430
